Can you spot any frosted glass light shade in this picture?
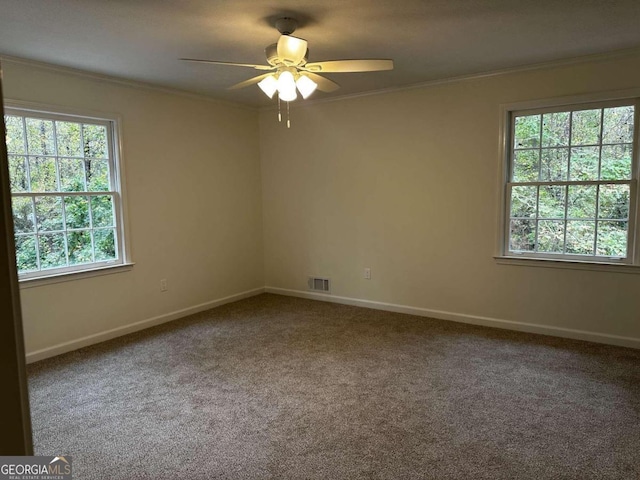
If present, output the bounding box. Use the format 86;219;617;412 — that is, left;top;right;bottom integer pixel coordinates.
277;71;297;102
296;75;317;99
258;75;278;98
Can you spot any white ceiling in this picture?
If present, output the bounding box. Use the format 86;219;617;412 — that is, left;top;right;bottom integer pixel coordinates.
1;0;640;107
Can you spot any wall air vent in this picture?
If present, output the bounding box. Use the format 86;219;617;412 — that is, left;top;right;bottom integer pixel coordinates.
308;276;330;293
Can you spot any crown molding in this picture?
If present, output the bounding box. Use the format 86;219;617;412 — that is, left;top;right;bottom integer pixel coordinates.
0;54;257;112
260;45;640;112
3;45;640;114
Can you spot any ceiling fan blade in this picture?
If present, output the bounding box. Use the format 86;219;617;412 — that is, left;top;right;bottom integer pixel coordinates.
276;35;308;65
228;73;274;90
180;58;274;71
302;72;340;93
304;59;393;73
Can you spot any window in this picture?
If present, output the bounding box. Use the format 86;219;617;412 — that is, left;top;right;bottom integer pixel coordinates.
501;96;639;266
4;104;129;280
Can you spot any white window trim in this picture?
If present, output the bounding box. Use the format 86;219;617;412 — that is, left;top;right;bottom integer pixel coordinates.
19;263;134;289
4;99;133;284
495;88;640;273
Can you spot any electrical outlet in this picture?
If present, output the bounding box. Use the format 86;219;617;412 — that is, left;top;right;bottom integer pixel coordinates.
364;267;371;280
160;279;168;292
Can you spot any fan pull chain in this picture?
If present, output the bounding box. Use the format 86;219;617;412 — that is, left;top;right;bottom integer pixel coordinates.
287;101;291;128
277;95;282;122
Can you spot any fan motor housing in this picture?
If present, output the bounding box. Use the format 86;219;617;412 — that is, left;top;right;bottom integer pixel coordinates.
265;43;309;66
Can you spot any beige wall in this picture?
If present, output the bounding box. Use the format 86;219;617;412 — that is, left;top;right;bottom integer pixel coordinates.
3;60;264;355
6;51;640;358
260;53;640;342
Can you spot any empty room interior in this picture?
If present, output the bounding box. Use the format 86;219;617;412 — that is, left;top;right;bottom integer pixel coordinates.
1;1;640;478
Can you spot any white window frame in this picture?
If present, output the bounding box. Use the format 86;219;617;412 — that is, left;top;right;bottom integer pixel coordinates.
5;100;133;286
496;89;640;273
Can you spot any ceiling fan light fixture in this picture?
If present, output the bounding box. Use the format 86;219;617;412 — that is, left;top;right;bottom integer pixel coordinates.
296;75;317;99
257;74;278;98
181;15;394;117
277;70;297;101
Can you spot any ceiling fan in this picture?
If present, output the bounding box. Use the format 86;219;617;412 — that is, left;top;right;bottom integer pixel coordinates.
181;17;393;107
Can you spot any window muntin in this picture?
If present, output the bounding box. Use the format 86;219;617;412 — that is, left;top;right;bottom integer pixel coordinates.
505;101;637;262
5;107;126;279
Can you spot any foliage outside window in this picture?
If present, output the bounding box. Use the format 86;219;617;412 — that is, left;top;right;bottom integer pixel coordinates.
4;106;126;279
505;100;637;263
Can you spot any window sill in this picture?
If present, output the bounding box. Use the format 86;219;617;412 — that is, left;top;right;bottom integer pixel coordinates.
494;256;640;274
19;262;135;289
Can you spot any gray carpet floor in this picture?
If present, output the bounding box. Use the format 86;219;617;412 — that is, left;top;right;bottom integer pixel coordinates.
28;293;640;479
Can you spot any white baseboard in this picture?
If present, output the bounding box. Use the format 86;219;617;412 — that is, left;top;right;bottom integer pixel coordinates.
26;287;265;363
265;286;640;350
26;285;640;363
